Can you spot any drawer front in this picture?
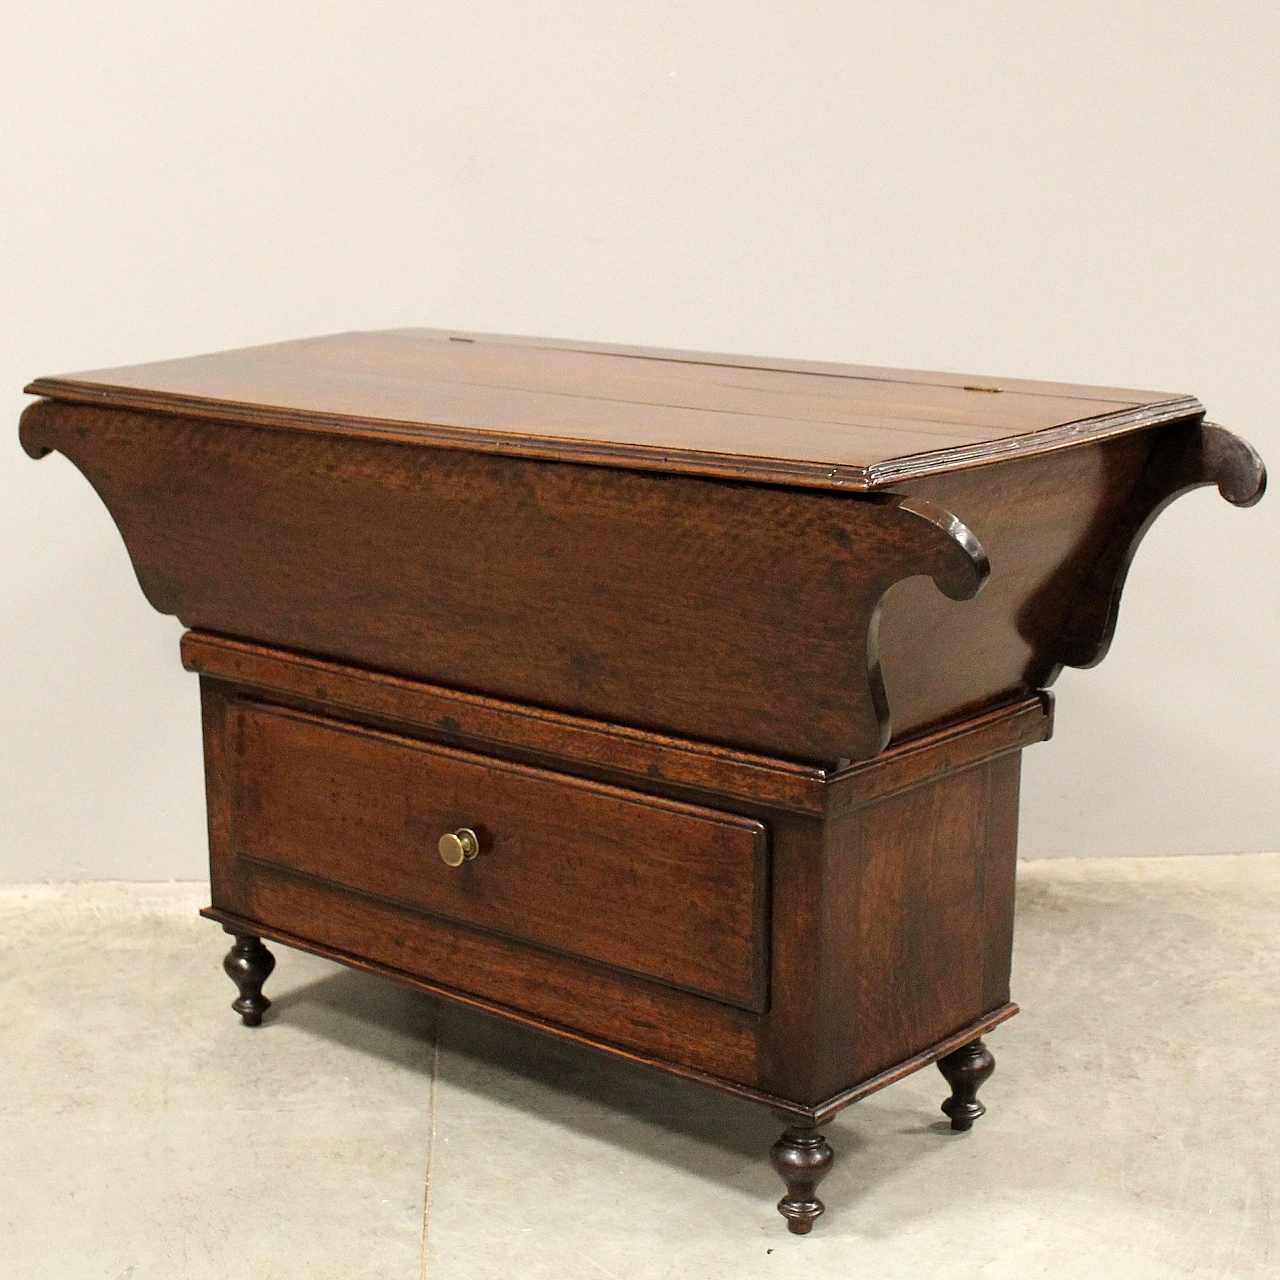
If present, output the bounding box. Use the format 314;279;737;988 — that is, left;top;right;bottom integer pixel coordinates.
227;702;769;1011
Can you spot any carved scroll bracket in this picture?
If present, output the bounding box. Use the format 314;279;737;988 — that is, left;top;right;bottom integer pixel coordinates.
1051;419;1266;672
19;400;58;460
892;498;992;601
863;497;991;751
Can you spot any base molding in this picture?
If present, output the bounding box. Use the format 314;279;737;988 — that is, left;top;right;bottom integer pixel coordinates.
200;904;1014;1122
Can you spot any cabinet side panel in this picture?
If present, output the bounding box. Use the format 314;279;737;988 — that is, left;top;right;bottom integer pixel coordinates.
816;755;1018;1096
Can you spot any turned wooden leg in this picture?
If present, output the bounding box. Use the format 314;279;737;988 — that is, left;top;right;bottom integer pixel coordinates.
937;1037;995;1131
222;934;275;1027
770;1125;834;1234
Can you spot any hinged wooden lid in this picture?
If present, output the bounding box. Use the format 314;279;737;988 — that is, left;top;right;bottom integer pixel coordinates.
26;328;1202;491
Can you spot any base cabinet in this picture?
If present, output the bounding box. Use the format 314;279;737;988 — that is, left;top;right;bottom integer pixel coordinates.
191;632;1037;1229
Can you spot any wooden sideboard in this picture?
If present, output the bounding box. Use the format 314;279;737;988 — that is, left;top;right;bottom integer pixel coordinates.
21;329;1265;1232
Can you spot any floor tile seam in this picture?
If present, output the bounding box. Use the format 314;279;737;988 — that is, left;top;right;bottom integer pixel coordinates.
421;1002;441;1280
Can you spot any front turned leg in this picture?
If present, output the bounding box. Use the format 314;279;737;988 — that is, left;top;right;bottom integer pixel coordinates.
770;1126;834;1234
937;1037;995;1131
222;934;275;1027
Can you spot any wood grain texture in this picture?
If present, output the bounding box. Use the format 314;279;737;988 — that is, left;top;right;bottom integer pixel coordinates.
807;1005;1017;1125
981;753;1023;1014
199;901;1014;1123
20;328;1266;1230
852;769;990;1082
183;631;829;814
20;399;986;762
798;749;1024;1104
183;632;1050;816
878;417;1266;740
199;680;766;1086
24;327;1200;492
24;393;1259;763
226;699;768;1011
231;863;764;1084
827;694;1051;814
197;644;1040;1110
200;677;240;909
1049;419;1266;670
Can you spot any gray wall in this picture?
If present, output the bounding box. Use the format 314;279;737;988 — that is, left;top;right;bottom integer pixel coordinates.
3;2;1277;879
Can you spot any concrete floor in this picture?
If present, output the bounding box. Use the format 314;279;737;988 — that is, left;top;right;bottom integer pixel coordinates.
0;854;1275;1279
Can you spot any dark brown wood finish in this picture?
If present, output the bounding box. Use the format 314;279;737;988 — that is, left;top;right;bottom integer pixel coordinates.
20;399;987;762
182;630;830;814
938;1038;997;1131
22;395;1256;764
200;679;761;1084
182;631;1051;815
225;699;769;1011
198;901;1016;1124
770;1127;835;1234
21;330;1264;1233
23;327;1201;491
779;746;1027;1106
1048;420;1265;671
192;639;1046;1110
807;1006;1017;1126
221;932;274;1026
881;418;1265;739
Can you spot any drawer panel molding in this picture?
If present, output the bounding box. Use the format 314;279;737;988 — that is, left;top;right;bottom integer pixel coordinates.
227;701;770;1011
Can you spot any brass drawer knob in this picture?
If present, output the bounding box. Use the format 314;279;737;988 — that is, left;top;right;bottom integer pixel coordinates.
438;827;480;867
